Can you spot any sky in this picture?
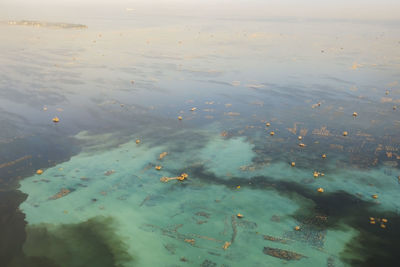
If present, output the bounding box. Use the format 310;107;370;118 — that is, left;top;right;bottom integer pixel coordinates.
1;0;400;21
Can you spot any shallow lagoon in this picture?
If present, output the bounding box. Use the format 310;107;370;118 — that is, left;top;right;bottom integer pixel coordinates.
0;10;400;267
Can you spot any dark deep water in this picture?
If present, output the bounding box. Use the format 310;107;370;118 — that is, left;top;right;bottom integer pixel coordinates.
0;13;400;267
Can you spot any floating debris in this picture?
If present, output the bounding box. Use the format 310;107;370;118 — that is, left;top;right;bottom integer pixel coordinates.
317;187;324;193
178;116;183;120
237;213;244;218
52;117;60;123
294;226;301;231
298;136;302;140
155;165;162;170
291;162;296;167
104;170;115;176
190;107;197;111
50;188;71;200
382;218;388;223
236;185;241;189
380;224;386;229
299;143;306;147
222;241;231;250
36;169;43;175
184;239;195;245
135;139;141;144
221;131;228;137
159;152;168;159
372;194;378;199
343;131;348;136
263;247;306;261
311;102;322;108
270;131;275;136
266;122;271;127
322;154;327;159
160;173;188;183
353;112;358;117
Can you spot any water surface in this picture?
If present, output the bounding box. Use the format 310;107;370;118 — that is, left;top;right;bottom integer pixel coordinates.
0;12;400;267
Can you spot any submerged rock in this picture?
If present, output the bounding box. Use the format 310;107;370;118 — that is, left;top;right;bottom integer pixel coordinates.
263;246;306;261
201;259;217;267
236;219;257;229
263;234;289;244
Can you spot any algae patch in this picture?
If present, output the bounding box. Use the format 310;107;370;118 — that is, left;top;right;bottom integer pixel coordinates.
23;216;134;267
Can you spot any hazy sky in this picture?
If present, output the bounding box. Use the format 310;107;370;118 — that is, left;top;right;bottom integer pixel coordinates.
1;0;400;21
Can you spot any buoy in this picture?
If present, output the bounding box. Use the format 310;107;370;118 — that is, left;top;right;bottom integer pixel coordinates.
317;187;324;193
353;112;358;117
237;213;244;218
322;154;327;159
178;116;183;120
343;131;348;136
36;169;43;175
52;117;60;123
155;166;162;170
136;139;140;144
291;162;295;167
372;194;378;199
294;226;300;231
270;131;275;136
266;122;271;127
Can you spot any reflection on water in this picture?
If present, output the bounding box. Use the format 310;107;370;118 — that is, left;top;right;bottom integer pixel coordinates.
0;11;400;267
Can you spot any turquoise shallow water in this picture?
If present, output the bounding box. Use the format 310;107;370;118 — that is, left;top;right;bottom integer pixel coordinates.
0;11;400;267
